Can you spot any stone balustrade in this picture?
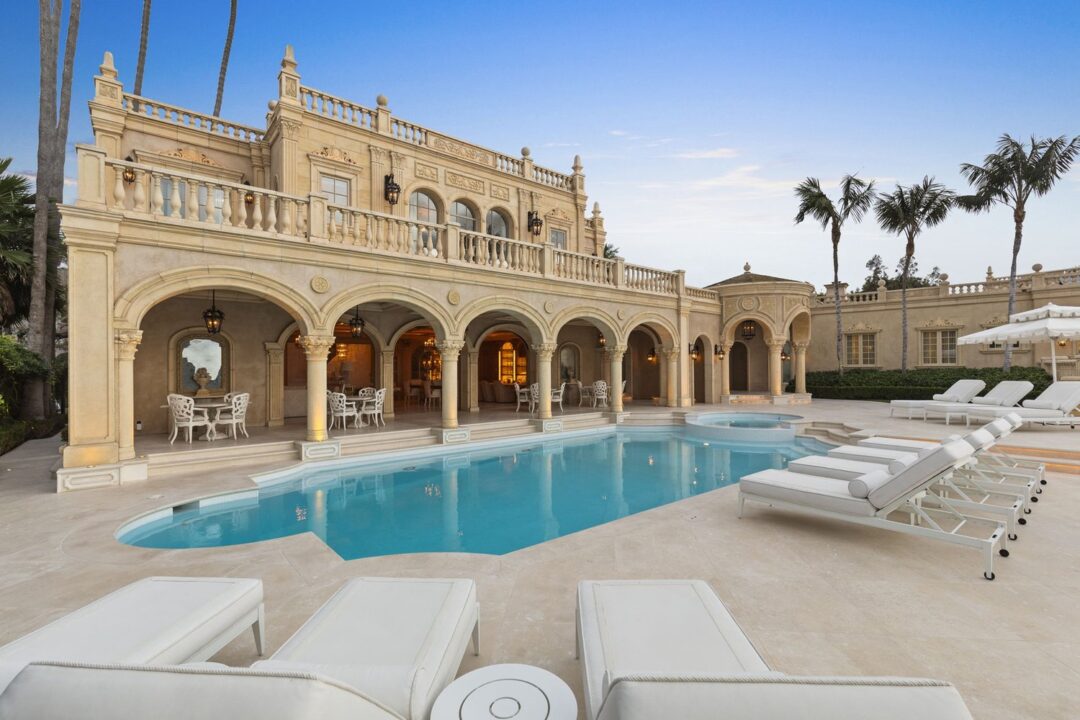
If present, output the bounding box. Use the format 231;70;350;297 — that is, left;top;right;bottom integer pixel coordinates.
624;263;678;294
323;204;441;257
845;290;879;303
299;87;377;130
122;94;265;142
551;249;617;287
686;286;719;301
459;231;542;274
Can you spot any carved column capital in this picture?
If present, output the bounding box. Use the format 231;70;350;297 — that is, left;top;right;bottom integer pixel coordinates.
264;342;285;361
114;330;143;361
369;146;388;164
436;339;465;358
766;338;788;350
535;342;558;360
662;347;680;361
297;334;336;357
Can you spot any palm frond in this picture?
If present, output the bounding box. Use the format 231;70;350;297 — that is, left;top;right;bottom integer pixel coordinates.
793;177;836;230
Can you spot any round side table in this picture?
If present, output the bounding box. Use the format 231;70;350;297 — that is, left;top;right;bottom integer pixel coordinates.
431;663;577;720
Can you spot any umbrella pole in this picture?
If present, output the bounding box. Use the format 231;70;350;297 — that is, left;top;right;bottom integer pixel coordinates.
1051;340;1058;382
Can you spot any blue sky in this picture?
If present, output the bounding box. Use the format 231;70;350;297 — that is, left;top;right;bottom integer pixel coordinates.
3;0;1078;288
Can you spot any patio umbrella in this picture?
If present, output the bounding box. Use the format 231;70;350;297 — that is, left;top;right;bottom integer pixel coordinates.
957;304;1080;381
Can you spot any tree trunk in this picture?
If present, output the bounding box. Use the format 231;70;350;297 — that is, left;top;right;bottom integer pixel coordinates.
133;0;151;96
212;0;236;117
900;237;914;373
1003;206;1024;372
832;227;843;376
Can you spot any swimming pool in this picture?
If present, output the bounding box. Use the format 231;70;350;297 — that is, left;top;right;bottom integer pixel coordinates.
118;429;829;559
695;412;802;429
685;412;803;443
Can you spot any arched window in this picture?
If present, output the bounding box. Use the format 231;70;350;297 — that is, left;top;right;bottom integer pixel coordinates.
449;201;477;231
408;191;440;256
408;191;439;223
558;344;580;385
486;209;511;238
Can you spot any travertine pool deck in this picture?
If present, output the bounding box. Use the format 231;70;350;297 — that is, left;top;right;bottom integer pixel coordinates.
2;399;1078;719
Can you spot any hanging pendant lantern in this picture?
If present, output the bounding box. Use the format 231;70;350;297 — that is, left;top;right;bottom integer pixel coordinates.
350;307;365;338
740;320;756;341
202;290;224;334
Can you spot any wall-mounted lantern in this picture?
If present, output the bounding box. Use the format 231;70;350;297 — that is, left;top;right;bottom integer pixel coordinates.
528;210;543;237
383;173;401;205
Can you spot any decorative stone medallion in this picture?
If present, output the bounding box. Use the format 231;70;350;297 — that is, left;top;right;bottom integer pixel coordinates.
447;290;461;305
310;276;330;294
543;300;555;314
738;296;759;312
617;308;627;320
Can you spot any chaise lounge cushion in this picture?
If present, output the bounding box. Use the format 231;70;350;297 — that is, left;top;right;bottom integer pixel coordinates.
252;577;476;720
739;470;877;517
847;469;892;499
0;576;263;693
595;674;973;720
866;440;973;510
0;661;405;720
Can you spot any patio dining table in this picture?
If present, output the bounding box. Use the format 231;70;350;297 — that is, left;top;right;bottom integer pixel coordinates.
160;399;231;441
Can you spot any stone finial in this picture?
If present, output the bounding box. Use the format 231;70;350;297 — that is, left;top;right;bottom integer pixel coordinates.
281;44;297;71
573;154;583;172
1032;263;1044;272
376;94;388;108
938;273;949;283
592;201;601;217
877;278;887;289
521;147;531;159
267;100;278;111
743;262;751;273
986;266;994;280
99;51;118;79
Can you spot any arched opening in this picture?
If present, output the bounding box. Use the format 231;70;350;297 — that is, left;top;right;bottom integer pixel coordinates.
551;310;620;409
730;341;749;392
692;337;707;403
626;328;661;405
461;304;547;415
486;208;513;238
476;331;529;405
727;318;772;393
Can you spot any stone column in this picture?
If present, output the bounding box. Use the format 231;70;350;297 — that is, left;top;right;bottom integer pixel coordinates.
767;339;785;397
609;344;626;412
380;349;395;418
467;349;480;412
794;343;808;394
438;340;464;429
678;309;692;406
264;343;285;427
298;334;335;441
536;343;556;419
115;330;142;461
663;348;679;408
719;342;732;398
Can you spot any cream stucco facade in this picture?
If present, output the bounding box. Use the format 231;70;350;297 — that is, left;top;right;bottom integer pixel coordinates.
56;48;817;491
808;266;1080;376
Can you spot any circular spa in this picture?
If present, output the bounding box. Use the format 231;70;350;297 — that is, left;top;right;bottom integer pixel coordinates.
684;412;804;443
116;428;829;560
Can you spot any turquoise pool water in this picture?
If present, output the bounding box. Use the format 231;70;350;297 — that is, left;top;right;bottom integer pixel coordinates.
696;412;802;428
119;429;828;559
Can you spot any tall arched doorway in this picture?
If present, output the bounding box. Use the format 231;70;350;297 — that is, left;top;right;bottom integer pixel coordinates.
730;342;749;392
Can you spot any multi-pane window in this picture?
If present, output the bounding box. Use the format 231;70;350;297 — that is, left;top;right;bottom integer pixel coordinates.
320;175;350;206
486;209;510;238
408;191;440;255
844;333;876;366
921;329;958;365
408;191;439;223
449;201;477;231
549;228;567;249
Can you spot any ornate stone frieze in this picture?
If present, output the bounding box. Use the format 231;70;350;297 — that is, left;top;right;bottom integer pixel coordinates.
845;321;879;333
545;207;570;222
429;134;494;166
490;183;510;201
919;317;964;330
446;171;484;193
313;146;356;165
415;163;439;182
162;147;220;166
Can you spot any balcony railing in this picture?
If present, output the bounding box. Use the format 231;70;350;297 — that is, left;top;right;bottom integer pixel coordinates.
122;94;265;142
88;150;688;298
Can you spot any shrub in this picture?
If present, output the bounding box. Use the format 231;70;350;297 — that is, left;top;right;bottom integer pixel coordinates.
792;366;1052;402
0;335;49;419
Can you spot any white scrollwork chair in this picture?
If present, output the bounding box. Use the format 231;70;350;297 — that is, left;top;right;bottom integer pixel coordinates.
551;382;567;413
529;383;541;415
167;393;211;444
214;392;250;439
514;382;532;413
423;380;441;410
592;380;609;408
357;387;376;402
359;388;387;427
327;390;359;429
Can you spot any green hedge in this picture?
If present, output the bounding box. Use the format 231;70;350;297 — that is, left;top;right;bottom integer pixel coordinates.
0;415;65;455
0;335;49;420
792;366;1052;402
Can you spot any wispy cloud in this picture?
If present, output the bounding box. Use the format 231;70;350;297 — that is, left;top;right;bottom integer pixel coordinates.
674;147;739;159
543;141;581;148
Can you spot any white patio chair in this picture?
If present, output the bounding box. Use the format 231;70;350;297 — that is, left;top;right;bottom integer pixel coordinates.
214;392;250;439
167;393;212;444
513;382;531;412
578;380;594;407
592;380;609;408
551;381;566;413
529;382;540;415
358;388;386;427
423;379;441;409
356;387;376;402
327;391;359;429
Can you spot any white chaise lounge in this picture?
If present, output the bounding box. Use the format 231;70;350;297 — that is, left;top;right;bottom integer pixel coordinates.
890;379;985;419
923;381;1034;425
251;576;479;720
739;440;1007;579
576;579;974;720
965;381;1080;427
0;576;264;694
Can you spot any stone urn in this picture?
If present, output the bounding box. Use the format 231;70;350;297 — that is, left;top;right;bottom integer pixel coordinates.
193;367;212;397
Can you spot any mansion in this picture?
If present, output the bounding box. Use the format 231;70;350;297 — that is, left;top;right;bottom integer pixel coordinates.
56;46;1078;489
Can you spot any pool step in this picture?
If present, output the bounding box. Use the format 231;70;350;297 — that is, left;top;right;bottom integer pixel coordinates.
338;427;439;457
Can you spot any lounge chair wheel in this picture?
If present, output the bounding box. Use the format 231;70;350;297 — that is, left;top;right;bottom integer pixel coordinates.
1018;517;1027;525
1008;533;1018;541
1023;508;1031;514
1031;496;1039;502
999;548;1010;557
1040;479;1048;485
984;572;995;581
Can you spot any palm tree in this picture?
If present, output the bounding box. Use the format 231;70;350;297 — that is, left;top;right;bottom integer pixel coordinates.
794;175;876;375
875;177;955;372
212;0;237;117
0;158;35;324
957;134;1080;370
28;0;81;419
133;0;151;97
